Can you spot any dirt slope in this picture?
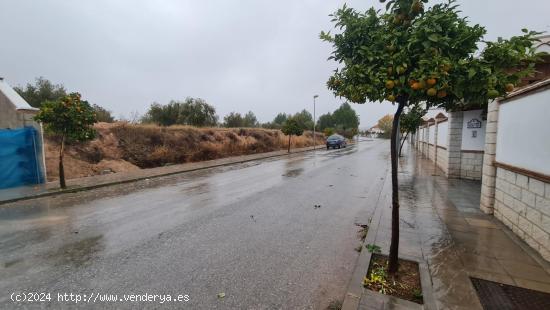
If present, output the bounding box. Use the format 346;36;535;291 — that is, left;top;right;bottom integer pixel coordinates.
44;122;324;181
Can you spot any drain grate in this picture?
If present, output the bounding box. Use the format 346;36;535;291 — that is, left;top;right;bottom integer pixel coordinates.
471;277;550;310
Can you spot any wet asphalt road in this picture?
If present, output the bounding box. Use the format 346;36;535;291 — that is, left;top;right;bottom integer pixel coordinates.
0;139;390;309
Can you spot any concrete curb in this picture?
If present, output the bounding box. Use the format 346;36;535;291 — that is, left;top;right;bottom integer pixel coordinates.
341;170;387;310
341;170;437;310
0;145;325;205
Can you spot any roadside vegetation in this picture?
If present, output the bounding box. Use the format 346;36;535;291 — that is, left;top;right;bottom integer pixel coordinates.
34;93;96;188
42;123;324;181
14;78;323;176
281;117;304;152
19;77;358;182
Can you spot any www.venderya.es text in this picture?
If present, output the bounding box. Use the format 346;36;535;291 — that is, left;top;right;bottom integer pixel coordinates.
10;292;190;304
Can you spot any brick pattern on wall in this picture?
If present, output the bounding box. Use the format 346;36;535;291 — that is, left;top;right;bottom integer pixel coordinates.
460;152;483;180
494;167;550;261
447;112;463;178
480;101;499;214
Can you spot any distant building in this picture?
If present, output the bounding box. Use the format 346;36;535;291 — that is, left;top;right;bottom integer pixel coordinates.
0;77;46;189
368;125;383;136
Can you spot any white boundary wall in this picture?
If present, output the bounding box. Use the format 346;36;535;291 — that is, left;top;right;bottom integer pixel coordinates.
480;82;550;261
496;90;550;175
437;120;448;147
428;125;435;144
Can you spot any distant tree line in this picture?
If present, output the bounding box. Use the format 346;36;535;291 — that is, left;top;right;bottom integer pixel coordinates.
16;77;357;135
15;77;115;123
223;111;259;128
141;98;218;127
261;110;314;130
315;103;360;138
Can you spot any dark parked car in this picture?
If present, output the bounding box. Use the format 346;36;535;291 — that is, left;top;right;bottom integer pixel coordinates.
326;134;347;149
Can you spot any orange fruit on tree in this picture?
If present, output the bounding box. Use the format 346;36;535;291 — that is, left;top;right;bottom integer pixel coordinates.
387;94;396;102
427;88;437;96
488;89;500;99
427;78;437;86
397;66;406;75
385;80;395;89
411;82;423;91
437;90;447;98
505;83;515;92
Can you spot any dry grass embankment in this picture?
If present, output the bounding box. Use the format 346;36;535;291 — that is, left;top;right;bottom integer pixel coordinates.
44;122;325;181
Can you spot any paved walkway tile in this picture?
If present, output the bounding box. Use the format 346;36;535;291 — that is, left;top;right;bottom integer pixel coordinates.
357;147;550;310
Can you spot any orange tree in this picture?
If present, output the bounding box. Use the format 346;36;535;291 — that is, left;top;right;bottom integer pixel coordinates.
321;0;543;273
35;93;96;189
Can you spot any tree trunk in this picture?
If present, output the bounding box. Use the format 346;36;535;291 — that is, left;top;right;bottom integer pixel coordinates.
288;135;291;153
399;131;409;157
59;135;66;189
388;99;405;275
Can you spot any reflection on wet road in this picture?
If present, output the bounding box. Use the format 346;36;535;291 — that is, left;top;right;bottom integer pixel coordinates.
0;139;389;309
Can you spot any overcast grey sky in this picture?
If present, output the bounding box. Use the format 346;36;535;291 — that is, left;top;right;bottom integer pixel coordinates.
1;1;549;128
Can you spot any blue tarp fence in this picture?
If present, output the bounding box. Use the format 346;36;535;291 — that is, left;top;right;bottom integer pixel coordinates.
0;127;45;189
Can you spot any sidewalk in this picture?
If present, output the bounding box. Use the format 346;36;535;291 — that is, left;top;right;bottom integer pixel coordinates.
346;146;550;309
0;145;323;205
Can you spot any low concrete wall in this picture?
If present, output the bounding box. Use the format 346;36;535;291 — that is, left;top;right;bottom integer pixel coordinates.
494;166;550;261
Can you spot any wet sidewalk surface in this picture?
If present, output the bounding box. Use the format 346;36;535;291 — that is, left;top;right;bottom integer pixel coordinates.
359;148;550;310
0;145;322;204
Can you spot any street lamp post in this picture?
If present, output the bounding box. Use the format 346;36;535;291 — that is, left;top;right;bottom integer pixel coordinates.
313;95;319;150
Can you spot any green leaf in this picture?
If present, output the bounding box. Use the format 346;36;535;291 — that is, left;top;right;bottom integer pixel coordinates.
428;34;439;42
468;68;476;79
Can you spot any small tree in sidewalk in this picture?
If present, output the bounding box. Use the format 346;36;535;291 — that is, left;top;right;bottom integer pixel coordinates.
34;93;96;189
281;118;304;153
399;105;426;156
321;0;542;274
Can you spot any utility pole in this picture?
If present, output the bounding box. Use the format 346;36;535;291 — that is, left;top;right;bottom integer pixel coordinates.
313;95;319;150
